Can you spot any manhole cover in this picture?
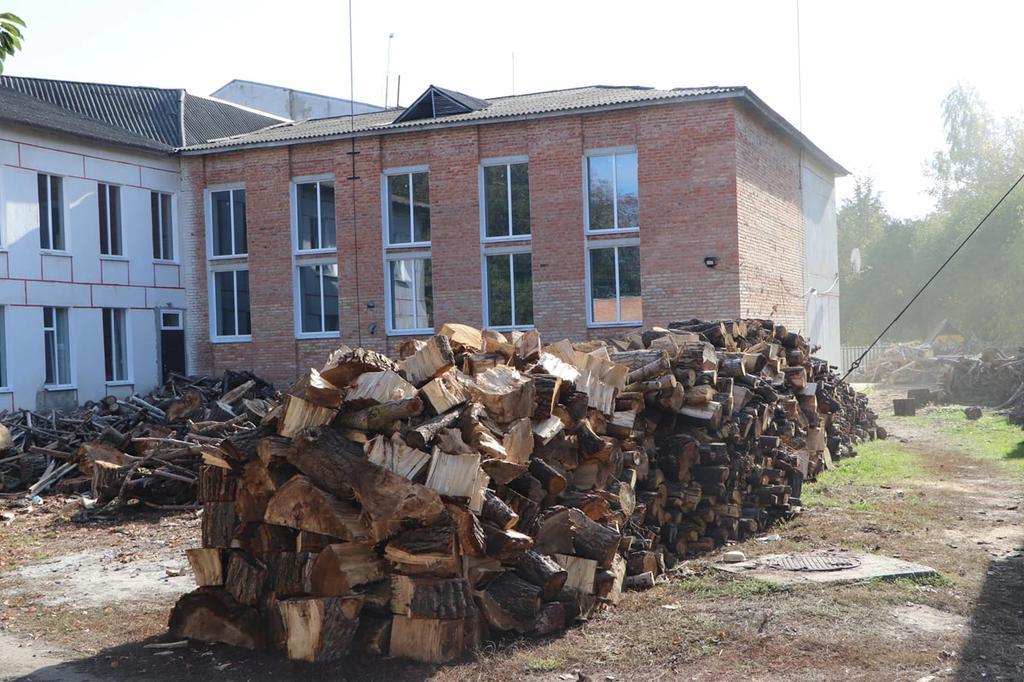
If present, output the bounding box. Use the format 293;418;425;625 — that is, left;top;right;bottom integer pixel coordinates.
762;555;861;572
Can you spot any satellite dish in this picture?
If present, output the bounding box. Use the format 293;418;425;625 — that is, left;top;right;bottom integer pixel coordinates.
850;247;862;274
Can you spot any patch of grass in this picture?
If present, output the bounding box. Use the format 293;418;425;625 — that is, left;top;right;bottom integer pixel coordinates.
673;574;781;598
891;573;954;589
851;383;877;395
803;439;926;509
905;407;1024;475
525;657;562;672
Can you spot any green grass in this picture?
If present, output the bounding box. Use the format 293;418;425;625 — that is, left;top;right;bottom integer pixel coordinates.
905;406;1024;475
672;574;781;598
525;657;562;672
802;439;925;510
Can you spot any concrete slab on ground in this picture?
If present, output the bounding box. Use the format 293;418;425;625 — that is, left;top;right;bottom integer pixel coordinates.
714;551;937;585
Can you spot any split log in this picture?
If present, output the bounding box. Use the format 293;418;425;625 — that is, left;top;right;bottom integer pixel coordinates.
554;553;597;595
389;613;478;664
320;347;398;387
391;575;475;620
477;572;541;632
365;433;431;481
277;596;362;662
310;543;385;596
420;371;469;414
514;550;568;600
263;475;369;541
345;370;416;407
465;366;536;423
186;548;225;587
534;508;620;568
169;588;265;649
288;427;444;525
402;335;456;386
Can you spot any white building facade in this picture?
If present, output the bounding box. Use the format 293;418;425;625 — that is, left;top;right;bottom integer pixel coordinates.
0;126;185;410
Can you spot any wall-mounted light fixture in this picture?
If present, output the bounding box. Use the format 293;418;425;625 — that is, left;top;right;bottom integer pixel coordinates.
704;256;720;268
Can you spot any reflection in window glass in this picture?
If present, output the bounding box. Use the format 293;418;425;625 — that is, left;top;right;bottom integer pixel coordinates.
298;263;339;334
296;181;336;251
214;270;251;337
211;189;247;256
389;258;432;330
484;165;509;238
485;252;533;328
589;245;642;324
412;172;431;243
586;152;639;231
387;172;430;244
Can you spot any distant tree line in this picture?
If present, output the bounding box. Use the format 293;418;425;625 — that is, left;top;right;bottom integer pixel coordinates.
839;85;1024;347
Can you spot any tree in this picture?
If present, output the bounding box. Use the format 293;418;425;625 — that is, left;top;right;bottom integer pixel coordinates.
0;12;24;75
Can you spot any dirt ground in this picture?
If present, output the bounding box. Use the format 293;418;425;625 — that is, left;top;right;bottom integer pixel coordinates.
2;387;1023;681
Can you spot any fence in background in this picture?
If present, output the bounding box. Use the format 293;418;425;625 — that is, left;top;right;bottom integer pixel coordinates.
839;343;893;376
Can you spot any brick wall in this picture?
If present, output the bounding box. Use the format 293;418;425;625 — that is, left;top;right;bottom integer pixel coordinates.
734;103;806;332
183;99;811;385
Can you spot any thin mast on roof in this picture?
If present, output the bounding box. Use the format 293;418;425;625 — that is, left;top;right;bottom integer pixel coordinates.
384;32;395;109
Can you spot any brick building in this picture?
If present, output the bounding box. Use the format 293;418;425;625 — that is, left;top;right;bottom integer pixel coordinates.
180;85;847;386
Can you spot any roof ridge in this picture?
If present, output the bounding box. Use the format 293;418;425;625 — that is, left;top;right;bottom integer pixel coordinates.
1;74;183;94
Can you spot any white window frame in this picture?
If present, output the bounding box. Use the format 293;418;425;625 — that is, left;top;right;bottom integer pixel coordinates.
584;238;643;328
292;174;337;255
480;245;533;332
42;306;74;389
381;165;431;248
102;308;132;385
208;263;252;343
98;183;125;259
0;306;7;390
38;173;68;253
384;251;433;336
293;258;340;339
479;155;531;243
205;184;248;260
160;309;183;331
582;146;640;236
152;191;177;263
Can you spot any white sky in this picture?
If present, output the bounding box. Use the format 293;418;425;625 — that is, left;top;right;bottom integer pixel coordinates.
5;0;1021;219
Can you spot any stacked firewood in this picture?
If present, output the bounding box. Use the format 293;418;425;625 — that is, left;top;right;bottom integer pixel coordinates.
0;371;276;510
169;319;878;664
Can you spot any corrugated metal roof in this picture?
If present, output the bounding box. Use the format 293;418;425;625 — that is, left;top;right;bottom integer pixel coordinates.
183;84;847;176
0;87;172;153
186;85;742;151
0;75;283;147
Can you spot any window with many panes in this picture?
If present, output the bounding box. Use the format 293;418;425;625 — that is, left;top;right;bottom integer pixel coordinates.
587;243;642;325
0;306;6;388
384;168;433;333
43;306;71;386
296;263;339;335
207;186;251;341
387;257;432;332
151;192;174;260
585;150;639;232
295;180;336;251
210;188;247;256
38;173;65;250
102;308;128;382
212;269;251;338
484;252;533;328
482;160;530;239
385;170;430;246
98;183;122;256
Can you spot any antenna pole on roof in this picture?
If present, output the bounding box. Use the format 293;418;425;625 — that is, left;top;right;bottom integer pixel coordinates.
795;0;803;130
347;0;363;345
384;32;395;108
395;74;401;108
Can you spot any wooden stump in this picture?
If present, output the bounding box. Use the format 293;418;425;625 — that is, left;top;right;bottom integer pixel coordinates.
893;398;917;416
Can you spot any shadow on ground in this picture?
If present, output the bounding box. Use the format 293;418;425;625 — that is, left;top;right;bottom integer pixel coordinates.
10;633;441;682
956;554;1024;680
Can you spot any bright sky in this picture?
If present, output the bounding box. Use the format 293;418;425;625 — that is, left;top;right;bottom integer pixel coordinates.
5;0;1021;219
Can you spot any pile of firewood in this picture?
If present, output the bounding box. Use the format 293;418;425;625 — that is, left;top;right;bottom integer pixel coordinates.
0;371;276;511
168;319;877;664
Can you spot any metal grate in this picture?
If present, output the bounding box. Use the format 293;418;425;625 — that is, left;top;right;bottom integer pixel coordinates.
763;554;861;572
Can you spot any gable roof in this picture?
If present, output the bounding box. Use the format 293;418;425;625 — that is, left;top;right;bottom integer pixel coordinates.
182;84;848;176
0;75;285;148
0;87;172;153
394;84;491;124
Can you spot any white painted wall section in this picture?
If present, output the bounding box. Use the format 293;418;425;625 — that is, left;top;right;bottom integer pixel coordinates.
801;158;841;368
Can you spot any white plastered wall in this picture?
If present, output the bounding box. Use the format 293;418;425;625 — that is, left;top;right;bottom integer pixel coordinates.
801;156;841;368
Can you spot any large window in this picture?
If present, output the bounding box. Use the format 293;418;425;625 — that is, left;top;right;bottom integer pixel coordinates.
151;192;174;260
38;173;64;251
102;308;128;382
0;307;6;388
296;180;336;251
43;306;71;386
485;252;533;328
483;161;530;239
98;183;122;256
388;257;432;332
297;263;339;335
386;171;430;245
213;269;251;339
585;150;639;232
588;244;642;325
210;188;247;256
